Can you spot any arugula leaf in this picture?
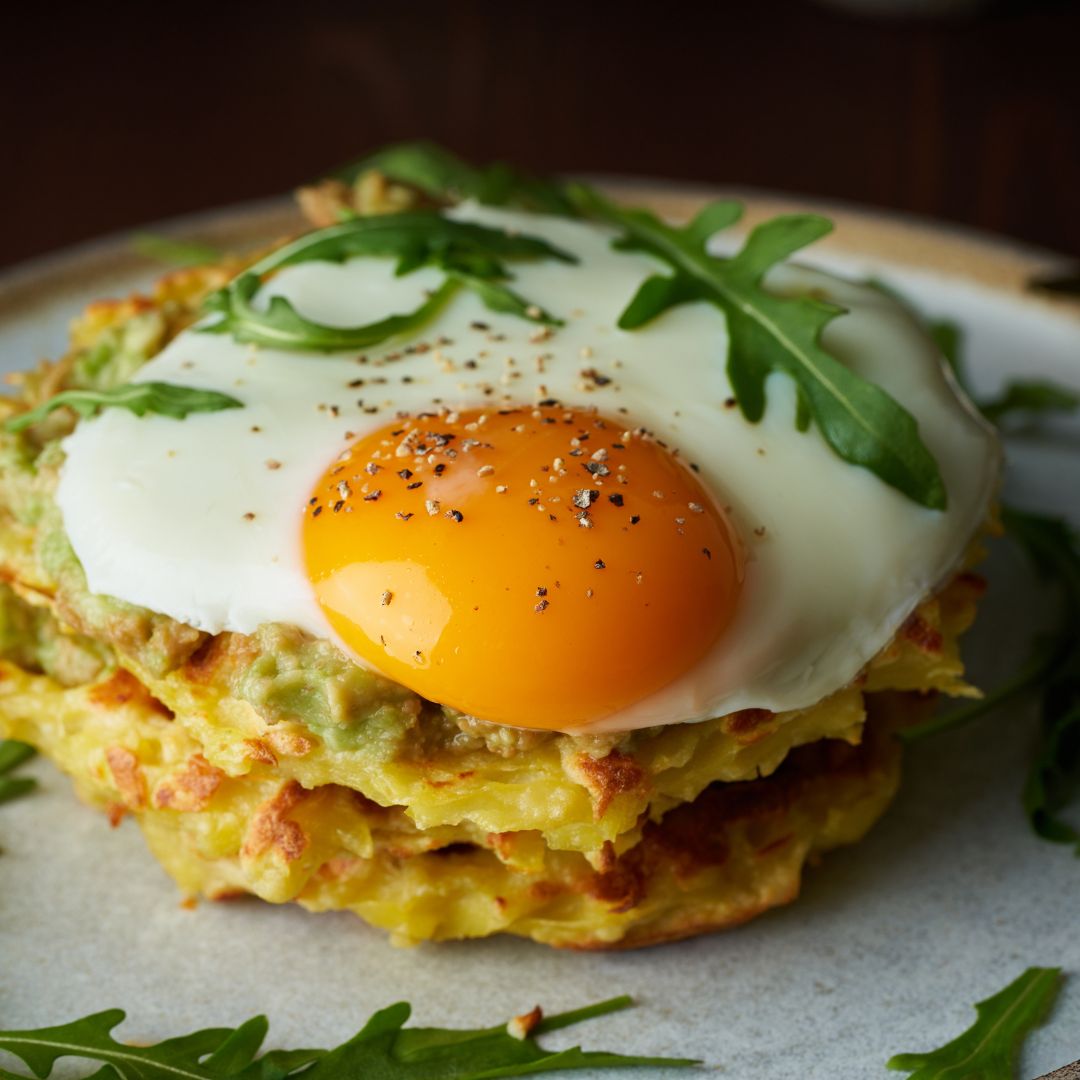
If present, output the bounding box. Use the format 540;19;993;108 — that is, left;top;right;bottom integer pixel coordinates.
1004;511;1080;849
0;739;36;806
869;279;1078;422
205;275;461;352
980;379;1080;423
0;1009;252;1079
239;214;573;278
301;996;696;1078
132;232;223;268
887;967;1063;1079
0;996;696;1079
1025;694;1080;849
0;740;35;774
567;183;947;510
846;290;1080;847
203;213;572;352
835;282;1080;848
333;141;577;216
3;383;244;434
903;507;1080;850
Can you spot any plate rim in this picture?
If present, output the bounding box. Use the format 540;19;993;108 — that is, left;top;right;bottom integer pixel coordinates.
2;177;1079;1080
1;180;1077;323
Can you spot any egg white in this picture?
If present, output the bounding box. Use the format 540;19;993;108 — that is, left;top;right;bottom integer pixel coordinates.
56;204;1000;733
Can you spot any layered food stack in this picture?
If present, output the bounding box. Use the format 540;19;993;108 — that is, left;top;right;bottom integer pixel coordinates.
0;149;999;947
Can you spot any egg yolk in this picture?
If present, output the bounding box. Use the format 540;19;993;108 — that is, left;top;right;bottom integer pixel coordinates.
302;406;741;730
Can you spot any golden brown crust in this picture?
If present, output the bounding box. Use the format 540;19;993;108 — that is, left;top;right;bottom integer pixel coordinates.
152;754;224;812
242;739;278;766
89;668;170;715
242;780;310;863
104;746;147;810
902;612;945;655
565;706;908;948
722;707;774;736
182;632;257;685
573;749;649;819
214;696;914;947
265;729;315;758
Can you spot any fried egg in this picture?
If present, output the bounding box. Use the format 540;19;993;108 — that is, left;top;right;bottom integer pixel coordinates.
56;204;1000;733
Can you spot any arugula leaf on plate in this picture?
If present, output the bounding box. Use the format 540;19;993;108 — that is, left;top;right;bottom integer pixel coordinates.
0;1009;282;1080
901;506;1080;850
0;996;697;1079
887;967;1063;1080
0;739;36;806
299;996;696;1078
567;183;948;510
202;213;573;352
867;279;1080;426
980;379;1080;423
896;308;1080;851
3;382;244;434
1004;510;1080;850
864;285;1080;849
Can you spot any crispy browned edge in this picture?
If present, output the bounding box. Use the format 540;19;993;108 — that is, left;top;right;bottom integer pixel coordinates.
557;692;923;950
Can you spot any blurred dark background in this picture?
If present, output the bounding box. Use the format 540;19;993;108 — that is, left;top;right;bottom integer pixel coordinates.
3;0;1078;269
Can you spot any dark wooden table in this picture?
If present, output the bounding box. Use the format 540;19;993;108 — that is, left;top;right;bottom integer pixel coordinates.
3;0;1077;269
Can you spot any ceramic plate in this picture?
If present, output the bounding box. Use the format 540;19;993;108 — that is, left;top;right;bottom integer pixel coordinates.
2;186;1079;1079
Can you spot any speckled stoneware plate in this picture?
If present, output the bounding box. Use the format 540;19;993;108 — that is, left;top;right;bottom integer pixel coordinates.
2;184;1079;1079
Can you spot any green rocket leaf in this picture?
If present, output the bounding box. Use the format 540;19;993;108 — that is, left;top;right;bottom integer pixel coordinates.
568;183;947;510
902;507;1080;852
0;739;36;806
202;213;573;352
3;383;243;435
980;379;1080;423
333;141;577;216
887;967;1063;1079
0;997;697;1079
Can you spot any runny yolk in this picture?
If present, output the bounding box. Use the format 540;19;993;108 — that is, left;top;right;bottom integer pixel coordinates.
302;406;742;730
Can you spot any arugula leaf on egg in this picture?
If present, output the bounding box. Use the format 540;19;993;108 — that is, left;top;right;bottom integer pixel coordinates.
201;213;575;352
566;182;948;511
300;146;954;508
334;139;579;216
3;382;243;435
